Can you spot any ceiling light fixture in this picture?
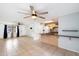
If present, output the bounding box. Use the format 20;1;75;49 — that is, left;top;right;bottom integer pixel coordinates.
32;16;37;19
18;5;48;19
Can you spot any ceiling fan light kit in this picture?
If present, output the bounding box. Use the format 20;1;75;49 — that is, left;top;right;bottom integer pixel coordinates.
32;16;37;19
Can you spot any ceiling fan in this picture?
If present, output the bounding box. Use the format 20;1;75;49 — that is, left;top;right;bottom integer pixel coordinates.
18;5;48;19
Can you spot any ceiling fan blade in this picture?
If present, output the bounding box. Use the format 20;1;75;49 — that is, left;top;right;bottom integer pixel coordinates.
30;5;34;11
21;9;30;12
37;16;46;19
37;12;48;15
24;16;31;18
18;11;30;15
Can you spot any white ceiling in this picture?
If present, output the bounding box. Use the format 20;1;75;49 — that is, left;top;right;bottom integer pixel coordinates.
0;3;79;24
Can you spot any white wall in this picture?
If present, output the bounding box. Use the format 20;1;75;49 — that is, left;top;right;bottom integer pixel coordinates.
0;24;4;38
19;21;50;40
0;22;50;39
19;25;26;36
58;12;79;53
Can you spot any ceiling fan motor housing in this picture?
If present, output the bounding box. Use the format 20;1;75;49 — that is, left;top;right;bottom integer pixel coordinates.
32;14;37;16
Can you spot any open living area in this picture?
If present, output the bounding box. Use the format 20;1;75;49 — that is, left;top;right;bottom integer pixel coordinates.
0;3;79;56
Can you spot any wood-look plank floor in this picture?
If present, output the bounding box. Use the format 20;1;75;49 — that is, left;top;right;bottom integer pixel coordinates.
0;35;79;56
